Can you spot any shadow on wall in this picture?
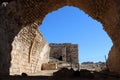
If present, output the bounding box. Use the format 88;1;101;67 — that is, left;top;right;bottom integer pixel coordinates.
0;1;23;75
0;20;22;75
0;68;120;80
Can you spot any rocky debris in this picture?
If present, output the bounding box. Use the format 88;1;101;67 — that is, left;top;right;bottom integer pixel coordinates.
53;68;95;79
79;69;94;78
0;68;120;80
80;61;106;71
48;57;72;69
52;68;120;80
53;68;74;78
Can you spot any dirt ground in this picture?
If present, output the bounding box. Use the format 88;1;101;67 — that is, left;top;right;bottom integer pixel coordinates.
0;68;120;80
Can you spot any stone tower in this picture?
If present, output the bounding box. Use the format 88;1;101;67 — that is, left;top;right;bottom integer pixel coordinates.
49;43;79;64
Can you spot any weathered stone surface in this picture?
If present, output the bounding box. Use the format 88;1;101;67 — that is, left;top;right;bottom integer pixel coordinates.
0;0;120;75
10;25;50;75
0;1;20;75
0;1;50;75
49;43;79;64
41;63;57;70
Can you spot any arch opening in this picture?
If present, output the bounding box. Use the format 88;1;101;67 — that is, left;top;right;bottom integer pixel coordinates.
39;6;113;64
2;0;120;75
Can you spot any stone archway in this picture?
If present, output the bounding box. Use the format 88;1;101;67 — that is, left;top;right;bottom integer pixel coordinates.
0;0;120;75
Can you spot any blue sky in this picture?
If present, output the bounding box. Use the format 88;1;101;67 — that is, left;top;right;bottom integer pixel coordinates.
39;6;113;63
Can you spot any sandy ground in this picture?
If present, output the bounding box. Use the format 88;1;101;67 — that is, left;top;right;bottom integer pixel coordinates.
28;70;58;76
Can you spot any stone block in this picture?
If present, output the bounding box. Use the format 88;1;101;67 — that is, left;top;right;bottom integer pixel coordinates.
41;63;57;70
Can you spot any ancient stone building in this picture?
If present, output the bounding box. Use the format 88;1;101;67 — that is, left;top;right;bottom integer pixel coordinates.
0;0;120;75
10;27;50;75
49;43;79;64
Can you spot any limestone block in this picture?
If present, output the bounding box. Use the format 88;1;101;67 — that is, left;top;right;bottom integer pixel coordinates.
41;63;57;70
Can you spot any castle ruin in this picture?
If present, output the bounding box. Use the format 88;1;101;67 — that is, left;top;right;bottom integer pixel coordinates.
49;43;79;64
1;0;120;75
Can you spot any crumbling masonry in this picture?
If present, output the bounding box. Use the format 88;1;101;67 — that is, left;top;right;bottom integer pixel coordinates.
0;0;120;75
49;43;79;64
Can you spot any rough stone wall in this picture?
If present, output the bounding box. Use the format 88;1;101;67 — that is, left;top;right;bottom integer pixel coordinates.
49;43;79;64
65;44;78;64
0;1;50;75
49;44;66;61
10;25;50;75
1;0;120;74
0;1;21;75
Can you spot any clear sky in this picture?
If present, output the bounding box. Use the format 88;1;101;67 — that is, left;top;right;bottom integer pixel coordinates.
39;6;113;63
